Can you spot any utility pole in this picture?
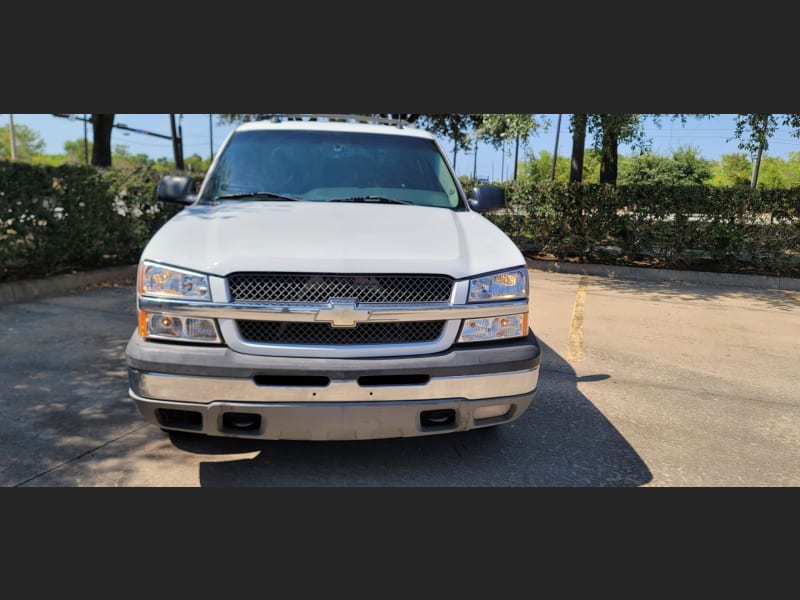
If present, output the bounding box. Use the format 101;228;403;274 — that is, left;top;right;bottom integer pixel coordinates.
83;114;89;164
472;135;478;180
170;114;185;171
501;140;505;181
550;114;562;181
179;114;184;164
513;133;520;181
8;114;17;161
209;114;214;160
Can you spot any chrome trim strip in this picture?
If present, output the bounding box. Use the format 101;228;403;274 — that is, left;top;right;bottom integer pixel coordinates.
138;297;529;323
130;367;540;404
209;276;229;303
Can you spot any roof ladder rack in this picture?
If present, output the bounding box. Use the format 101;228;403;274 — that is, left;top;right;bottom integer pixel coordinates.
266;114;414;128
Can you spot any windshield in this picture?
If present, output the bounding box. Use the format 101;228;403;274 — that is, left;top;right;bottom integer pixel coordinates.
200;130;465;209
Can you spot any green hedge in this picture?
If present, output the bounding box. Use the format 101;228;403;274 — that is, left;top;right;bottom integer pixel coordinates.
0;162;185;282
487;182;800;276
3;164;799;283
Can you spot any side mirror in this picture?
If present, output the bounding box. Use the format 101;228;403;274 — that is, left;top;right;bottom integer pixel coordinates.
467;185;506;213
157;175;196;205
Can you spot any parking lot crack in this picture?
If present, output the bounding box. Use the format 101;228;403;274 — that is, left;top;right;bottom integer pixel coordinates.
14;424;150;487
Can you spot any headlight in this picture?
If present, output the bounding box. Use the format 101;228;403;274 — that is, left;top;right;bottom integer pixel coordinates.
139;311;221;343
458;314;528;343
139;261;211;301
468;268;528;302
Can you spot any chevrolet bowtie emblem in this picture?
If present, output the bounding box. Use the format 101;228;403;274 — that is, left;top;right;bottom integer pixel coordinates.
315;300;371;328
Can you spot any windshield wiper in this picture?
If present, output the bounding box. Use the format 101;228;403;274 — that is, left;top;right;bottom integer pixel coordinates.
215;192;303;202
328;196;414;205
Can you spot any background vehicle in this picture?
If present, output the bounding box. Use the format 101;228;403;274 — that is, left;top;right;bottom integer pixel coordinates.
125;114;542;441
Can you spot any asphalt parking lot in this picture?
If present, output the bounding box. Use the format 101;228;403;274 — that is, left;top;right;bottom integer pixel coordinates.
0;268;798;487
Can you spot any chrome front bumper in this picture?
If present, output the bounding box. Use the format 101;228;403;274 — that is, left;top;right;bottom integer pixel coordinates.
129;390;538;441
126;332;542;441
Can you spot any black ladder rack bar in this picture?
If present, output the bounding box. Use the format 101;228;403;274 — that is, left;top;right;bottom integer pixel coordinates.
266;114;413;128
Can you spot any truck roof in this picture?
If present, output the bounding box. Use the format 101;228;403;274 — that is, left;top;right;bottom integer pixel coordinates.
234;116;437;140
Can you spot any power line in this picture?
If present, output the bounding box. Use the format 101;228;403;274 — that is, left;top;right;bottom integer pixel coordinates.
51;114;174;140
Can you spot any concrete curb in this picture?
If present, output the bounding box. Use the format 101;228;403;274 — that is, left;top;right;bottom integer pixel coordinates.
0;265;138;305
526;258;800;291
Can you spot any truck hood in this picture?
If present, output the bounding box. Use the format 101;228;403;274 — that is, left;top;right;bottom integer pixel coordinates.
141;201;524;279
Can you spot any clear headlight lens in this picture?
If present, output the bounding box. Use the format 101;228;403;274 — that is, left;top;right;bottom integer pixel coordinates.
468;268;528;303
139;262;210;300
458;313;528;343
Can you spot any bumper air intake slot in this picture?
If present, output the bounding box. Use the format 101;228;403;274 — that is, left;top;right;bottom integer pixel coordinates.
254;375;330;387
156;408;203;431
359;374;430;387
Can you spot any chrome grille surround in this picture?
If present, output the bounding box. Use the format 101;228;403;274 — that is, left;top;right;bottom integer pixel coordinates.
228;273;454;304
226;273;455;350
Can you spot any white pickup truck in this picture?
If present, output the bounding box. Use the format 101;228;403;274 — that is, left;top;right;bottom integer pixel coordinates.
125;115;542;440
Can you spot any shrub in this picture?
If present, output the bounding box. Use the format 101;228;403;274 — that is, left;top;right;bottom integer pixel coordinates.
0;162;187;282
486;181;800;277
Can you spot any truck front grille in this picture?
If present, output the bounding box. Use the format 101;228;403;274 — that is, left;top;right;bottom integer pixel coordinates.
228;273;453;304
236;320;446;346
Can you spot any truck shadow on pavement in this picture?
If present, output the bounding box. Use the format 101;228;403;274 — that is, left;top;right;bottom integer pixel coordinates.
170;339;653;487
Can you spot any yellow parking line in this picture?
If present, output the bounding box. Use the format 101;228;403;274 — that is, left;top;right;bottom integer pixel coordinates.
567;276;589;362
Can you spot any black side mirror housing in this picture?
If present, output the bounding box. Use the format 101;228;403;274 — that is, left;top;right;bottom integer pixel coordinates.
467;185;507;213
157;175;196;205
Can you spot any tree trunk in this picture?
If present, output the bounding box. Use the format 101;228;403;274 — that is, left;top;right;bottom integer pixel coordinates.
91;114;114;167
569;114;587;183
599;117;619;185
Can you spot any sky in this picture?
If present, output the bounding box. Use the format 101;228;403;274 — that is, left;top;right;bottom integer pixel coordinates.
3;113;800;182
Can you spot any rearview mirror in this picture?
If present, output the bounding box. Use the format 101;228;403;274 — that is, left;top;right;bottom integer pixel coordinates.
467;185;506;213
157;175;196;205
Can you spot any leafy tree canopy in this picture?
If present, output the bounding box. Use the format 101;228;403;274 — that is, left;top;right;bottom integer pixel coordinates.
1;124;45;160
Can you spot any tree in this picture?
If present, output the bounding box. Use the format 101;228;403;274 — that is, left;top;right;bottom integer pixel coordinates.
569;114;715;185
618;146;712;186
563;113;648;184
757;156;790;189
184;153;211;173
519;150;570;183
91;114;115;167
569;114;587;183
732;114;800;154
477;114;546;180
1;124;45;161
710;154;752;187
590;114;649;185
112;145;152;169
63;138;93;164
413;115;483;150
731;114;800;188
784;152;800;188
670;146;713;185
